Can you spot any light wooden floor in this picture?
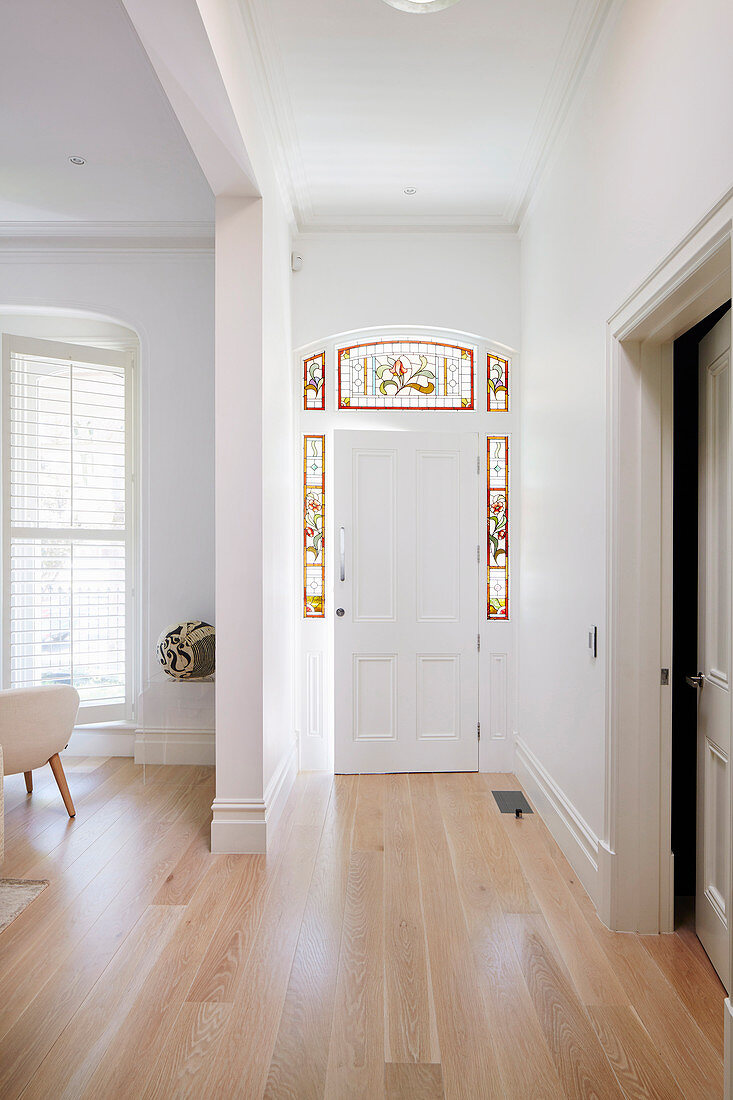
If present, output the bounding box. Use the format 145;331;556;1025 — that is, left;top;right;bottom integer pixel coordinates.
0;760;725;1099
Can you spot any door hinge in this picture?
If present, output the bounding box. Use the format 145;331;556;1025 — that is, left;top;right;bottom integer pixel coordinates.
477;722;481;741
477;455;480;474
477;633;481;651
477;544;480;563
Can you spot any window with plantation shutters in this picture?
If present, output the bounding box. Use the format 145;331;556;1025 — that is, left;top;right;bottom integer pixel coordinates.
2;335;133;723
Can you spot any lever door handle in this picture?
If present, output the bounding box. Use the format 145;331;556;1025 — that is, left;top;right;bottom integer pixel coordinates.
339;527;345;582
686;673;704;689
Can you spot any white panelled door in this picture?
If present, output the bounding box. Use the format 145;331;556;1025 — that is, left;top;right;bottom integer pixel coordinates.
695;311;731;991
333;430;479;773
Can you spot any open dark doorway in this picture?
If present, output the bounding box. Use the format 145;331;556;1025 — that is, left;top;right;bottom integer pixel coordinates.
672;299;731;929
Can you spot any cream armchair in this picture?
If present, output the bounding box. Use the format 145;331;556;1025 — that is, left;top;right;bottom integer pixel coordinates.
0;686;80;817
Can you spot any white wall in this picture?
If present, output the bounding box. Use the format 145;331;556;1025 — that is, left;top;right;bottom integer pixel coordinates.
292;232;521;772
123;0;296;849
519;0;733;843
0;248;215;753
292;233;520;351
182;0;297;848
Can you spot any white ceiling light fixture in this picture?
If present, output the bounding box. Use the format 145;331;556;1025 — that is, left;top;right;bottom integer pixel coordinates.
403;186;417;195
381;0;462;13
68;156;86;165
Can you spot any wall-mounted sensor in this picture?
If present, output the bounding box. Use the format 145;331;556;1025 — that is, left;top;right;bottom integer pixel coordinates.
588;626;598;659
291;251;303;273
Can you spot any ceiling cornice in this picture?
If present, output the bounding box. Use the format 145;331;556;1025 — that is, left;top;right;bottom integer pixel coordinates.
297;216;518;236
236;0;313;229
236;0;617;234
0;221;214;253
0;220;213;239
505;0;617;229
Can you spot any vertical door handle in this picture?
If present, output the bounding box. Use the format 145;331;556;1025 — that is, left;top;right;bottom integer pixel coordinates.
339;527;345;582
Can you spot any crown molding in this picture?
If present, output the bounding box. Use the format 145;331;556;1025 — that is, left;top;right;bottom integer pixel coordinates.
237;0;617;235
505;0;618;228
0;220;213;238
297;213;518;235
236;0;311;229
0;221;215;253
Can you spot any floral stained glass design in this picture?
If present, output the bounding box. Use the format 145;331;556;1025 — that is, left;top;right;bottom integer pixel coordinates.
304;435;325;618
487;436;509;620
304;351;325;411
338;339;474;410
488;353;509;412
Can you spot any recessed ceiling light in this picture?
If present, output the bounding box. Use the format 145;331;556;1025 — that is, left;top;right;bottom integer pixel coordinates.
403;187;417;196
381;0;462;13
68;156;86;165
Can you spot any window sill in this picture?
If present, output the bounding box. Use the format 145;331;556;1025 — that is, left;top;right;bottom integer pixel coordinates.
74;719;136;733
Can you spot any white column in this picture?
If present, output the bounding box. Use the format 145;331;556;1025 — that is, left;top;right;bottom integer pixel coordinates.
211;195;266;853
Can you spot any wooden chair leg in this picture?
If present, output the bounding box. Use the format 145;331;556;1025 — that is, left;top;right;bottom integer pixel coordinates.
24;771;33;794
48;753;75;817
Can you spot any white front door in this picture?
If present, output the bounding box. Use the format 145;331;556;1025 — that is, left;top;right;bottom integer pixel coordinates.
695;310;731;990
333;430;479;773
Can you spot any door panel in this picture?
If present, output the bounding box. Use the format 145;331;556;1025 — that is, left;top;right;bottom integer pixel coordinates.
353;449;397;622
696;311;731;991
334;430;479;773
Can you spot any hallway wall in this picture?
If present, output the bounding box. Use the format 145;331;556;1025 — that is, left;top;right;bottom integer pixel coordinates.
0;250;215;755
519;0;733;846
291;231;522;770
292;232;520;351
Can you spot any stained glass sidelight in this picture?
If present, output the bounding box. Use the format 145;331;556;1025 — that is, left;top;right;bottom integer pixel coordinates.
337;339;474;409
304;435;325;618
304;351;326;410
488;353;509;412
487;436;509;620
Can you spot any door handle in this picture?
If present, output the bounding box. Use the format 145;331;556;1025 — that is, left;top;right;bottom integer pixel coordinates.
686;673;704;689
339;526;345;582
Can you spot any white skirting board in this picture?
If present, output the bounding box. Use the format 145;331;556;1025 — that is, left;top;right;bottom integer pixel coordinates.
210;741;298;854
64;725;136;757
514;735;602;909
134;728;216;765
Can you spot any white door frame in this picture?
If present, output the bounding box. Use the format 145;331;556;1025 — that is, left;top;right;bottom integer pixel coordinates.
293;326;519;776
604;197;733;949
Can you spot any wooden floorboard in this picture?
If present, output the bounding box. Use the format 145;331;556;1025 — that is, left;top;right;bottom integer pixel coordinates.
0;762;725;1099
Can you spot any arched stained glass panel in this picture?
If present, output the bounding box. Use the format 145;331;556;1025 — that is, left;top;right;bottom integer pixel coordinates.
337;338;474;410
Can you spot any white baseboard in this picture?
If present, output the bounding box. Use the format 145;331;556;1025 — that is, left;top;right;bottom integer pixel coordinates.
134;728;215;765
210;741;298;855
64;725;135;757
515;736;601;908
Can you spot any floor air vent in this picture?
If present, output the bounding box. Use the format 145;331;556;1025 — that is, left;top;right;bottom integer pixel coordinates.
491;790;533;815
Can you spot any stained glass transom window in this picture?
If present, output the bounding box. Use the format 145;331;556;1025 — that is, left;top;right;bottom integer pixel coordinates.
337;339;474;410
304;351;325;411
488;353;509;412
304;435;325;618
487;436;509;620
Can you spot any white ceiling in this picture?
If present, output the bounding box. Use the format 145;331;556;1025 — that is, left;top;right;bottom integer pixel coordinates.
243;0;612;230
0;0;213;226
